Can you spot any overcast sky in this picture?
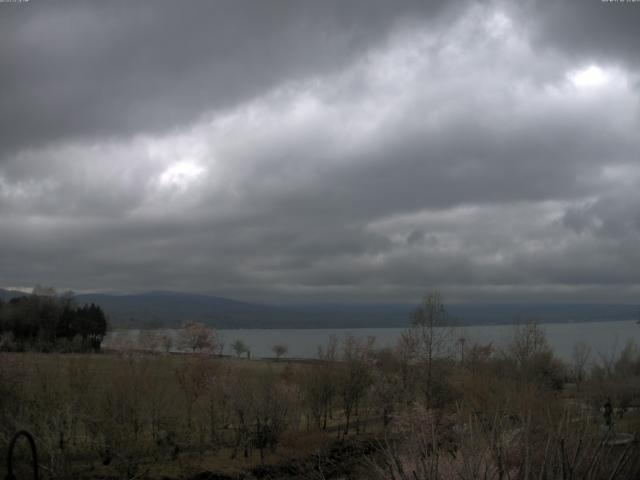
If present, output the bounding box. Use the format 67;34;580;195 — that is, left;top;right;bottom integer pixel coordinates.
1;0;640;303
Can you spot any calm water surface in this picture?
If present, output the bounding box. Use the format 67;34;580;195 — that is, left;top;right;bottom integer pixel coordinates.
104;320;640;362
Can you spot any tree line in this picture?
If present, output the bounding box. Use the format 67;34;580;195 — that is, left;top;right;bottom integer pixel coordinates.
2;292;640;479
0;286;108;352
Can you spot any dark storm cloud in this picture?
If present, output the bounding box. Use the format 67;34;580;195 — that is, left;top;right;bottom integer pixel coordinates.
0;0;462;158
2;0;640;302
517;0;640;70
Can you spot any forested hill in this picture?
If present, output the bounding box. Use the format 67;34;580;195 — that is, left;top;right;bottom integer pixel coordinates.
1;289;638;329
73;292;414;329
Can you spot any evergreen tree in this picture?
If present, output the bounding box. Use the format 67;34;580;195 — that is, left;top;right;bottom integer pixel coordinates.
0;291;108;352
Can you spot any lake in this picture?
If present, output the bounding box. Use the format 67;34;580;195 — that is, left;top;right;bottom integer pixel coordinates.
104;320;640;363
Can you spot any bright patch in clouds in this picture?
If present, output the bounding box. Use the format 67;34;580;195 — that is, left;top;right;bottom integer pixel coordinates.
486;11;512;38
569;65;609;88
158;161;205;191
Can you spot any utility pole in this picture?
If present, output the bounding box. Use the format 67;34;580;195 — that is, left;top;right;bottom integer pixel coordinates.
458;337;466;364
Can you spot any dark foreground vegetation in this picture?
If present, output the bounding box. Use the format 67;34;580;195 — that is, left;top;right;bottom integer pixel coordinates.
2;292;640;479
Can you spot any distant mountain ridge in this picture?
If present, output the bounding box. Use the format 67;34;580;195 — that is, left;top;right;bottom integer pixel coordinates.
1;289;638;329
0;288;29;301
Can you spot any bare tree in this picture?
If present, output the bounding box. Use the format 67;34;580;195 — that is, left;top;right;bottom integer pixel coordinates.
337;335;375;435
271;344;288;360
227;372;256;459
317;335;338;361
299;336;341;431
303;363;336;430
507;321;550;368
572;341;592;391
174;357;210;432
179;321;217;354
139;330;161;353
160;334;173;354
232;339;249;358
406;292;454;406
253;373;296;462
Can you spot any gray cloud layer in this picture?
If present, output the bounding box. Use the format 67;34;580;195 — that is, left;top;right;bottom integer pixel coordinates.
0;0;461;155
1;0;640;303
